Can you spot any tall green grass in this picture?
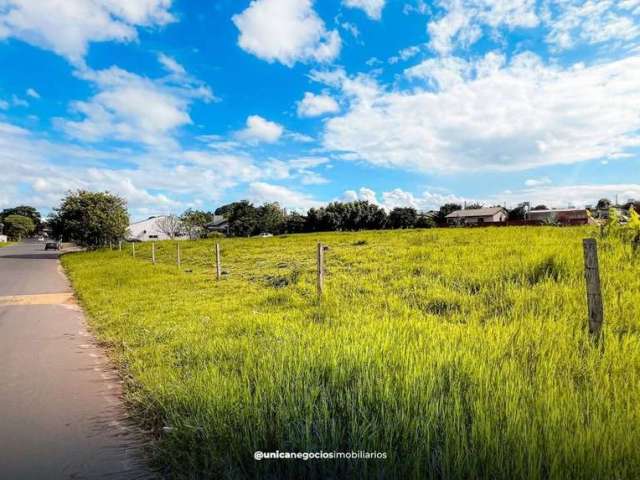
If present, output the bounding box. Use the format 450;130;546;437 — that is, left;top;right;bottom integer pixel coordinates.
62;227;640;479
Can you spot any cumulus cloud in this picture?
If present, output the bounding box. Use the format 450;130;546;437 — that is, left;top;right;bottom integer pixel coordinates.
26;88;40;99
342;186;468;211
500;183;640;208
56;60;212;147
343;0;386;20
0;0;174;63
235;115;284;143
248;182;320;210
524;176;552;187
232;0;341;67
297;92;340;117
323;52;640;173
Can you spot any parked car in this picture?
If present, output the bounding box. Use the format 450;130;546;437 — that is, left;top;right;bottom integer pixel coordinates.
44;242;62;251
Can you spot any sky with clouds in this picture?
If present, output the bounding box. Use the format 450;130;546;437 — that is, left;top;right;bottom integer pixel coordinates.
1;0;639;219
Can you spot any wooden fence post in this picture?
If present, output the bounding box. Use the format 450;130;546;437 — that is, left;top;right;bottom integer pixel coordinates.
118;240;122;252
583;238;604;341
177;243;181;268
132;242;136;258
317;242;325;296
215;243;221;280
152;242;156;265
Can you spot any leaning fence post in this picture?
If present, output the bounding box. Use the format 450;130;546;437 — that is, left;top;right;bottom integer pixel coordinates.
152;242;156;265
215;243;222;280
177;243;181;268
317;242;325;296
583;238;604;341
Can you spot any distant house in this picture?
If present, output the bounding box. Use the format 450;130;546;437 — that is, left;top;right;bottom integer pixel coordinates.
0;234;7;243
446;207;508;226
126;216;187;242
205;215;229;235
526;208;590;225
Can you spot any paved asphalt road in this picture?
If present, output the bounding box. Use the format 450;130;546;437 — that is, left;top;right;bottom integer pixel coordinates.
0;241;154;479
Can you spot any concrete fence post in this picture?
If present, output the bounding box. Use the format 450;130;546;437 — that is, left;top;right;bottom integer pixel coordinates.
132;242;136;258
152;242;156;265
583;238;604;341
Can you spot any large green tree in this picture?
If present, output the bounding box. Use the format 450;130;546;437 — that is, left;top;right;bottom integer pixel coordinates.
3;214;36;240
227;201;258;237
0;205;41;230
257;202;285;234
48;190;129;247
389;207;418;229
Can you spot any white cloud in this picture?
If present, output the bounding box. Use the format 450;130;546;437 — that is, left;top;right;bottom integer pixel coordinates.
388;45;421;64
545;0;640;51
232;0;341;67
0;0;174;63
235;115;284;143
248;182;320;210
323;52;640;173
57;62;212;147
427;0;539;56
0;99;8;110
297;92;340;117
343;0;386;20
26;88;40;99
158;53;186;76
524;176;552;187
500;183;640;208
342;186;467;211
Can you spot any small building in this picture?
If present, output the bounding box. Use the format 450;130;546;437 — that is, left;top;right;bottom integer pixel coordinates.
0;234;7;243
126;216;187;242
526;208;590;225
205;215;229;235
446;207;508;226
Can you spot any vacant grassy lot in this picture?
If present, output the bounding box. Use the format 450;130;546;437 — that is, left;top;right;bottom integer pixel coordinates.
62;227;640;479
0;242;15;248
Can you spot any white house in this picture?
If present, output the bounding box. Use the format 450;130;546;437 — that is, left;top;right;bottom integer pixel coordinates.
0;234;7;243
126;216;187;242
446;207;509;226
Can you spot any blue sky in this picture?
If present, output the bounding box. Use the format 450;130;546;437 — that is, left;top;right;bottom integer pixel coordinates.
1;0;639;219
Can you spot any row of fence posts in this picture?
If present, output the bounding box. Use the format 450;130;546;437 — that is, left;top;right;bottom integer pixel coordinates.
123;238;604;344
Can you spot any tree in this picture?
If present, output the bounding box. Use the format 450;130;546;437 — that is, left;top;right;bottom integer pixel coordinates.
3;214;35;240
227;200;258;237
389;207;418;229
0;206;41;231
257;202;285;234
48;190;128;247
508;205;527;221
180;209;213;239
284;213;306;233
596;198;612;210
157;215;183;239
435;203;462;226
531;205;549;211
465;203;484;210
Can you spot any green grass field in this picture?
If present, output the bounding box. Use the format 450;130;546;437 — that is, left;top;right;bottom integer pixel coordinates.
0;242;15;248
62;227;640;479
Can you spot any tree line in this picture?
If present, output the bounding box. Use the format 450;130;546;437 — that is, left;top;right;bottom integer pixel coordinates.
2;191;639;246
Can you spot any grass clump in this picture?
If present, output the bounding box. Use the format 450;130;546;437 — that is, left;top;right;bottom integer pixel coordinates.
62;227;640;479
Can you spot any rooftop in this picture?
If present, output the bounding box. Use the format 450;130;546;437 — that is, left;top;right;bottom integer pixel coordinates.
446;207;506;218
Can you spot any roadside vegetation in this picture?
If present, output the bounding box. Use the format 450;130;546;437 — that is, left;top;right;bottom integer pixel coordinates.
0;242;15;248
62;226;640;479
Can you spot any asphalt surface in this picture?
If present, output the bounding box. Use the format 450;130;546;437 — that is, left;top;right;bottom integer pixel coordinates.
0;241;154;479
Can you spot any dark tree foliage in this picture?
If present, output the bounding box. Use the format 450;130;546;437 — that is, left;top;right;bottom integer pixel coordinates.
0;205;41;230
227;201;259;237
257;203;285;234
302;201;388;232
508;205;527;220
596;198;612;210
284;213;307;233
415;215;436;228
48;190;128;247
389;207;418;229
435;203;462;226
531;205;549;211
